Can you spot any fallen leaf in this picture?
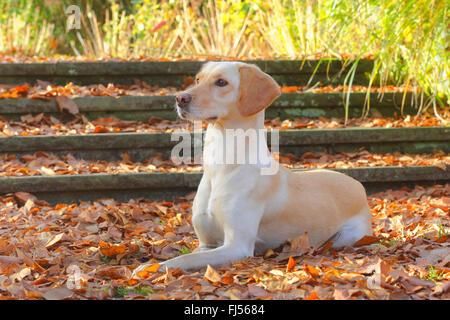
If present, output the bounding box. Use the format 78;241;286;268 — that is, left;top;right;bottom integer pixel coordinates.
55;96;79;115
248;284;267;297
204;265;221;283
99;244;127;257
305;291;319;300
45;233;64;248
354;235;380;247
43;287;73;300
288;232;310;255
135;263;161;279
10;267;31;282
14;192;37;205
0;256;22;266
286;256;296;272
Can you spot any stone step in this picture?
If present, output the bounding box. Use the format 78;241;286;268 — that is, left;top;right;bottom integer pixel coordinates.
1;166;447;204
0;59;373;86
0;127;447;161
0;92;417;121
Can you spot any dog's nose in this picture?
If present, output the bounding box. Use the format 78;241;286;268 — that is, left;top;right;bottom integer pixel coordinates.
176;92;192;108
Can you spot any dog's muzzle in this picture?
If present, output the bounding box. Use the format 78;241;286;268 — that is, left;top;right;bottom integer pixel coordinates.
175;92;193;120
176;92;192;109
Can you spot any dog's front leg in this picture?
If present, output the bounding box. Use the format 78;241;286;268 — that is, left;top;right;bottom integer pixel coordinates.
191;174;223;252
132;200;264;275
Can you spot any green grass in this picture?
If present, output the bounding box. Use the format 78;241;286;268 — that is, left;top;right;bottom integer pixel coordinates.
377;238;397;247
437;222;448;238
99;254;111;263
180;237;196;255
424;266;445;283
116;284;160;297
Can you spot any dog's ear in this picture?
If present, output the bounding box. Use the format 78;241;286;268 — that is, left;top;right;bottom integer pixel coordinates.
238;64;281;117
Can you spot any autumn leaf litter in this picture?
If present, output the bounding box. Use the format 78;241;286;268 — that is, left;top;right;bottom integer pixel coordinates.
0;184;448;300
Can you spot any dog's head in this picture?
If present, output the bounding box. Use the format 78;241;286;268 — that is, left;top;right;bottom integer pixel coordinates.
176;62;281;122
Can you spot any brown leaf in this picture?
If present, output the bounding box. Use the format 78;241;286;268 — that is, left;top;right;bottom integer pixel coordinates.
353;235;380;247
107;226;122;240
247;284;267;297
155;204;168;215
79;210;100;224
10;267;31;282
316;241;333;254
121;153;131;163
45;233;64;248
43;287;73;300
0;255;22;266
55;96;79;115
434;162;447;171
432;281;450;296
204;265;221;283
289;232;310;254
97;266;131;279
14;192;37;205
405;276;436;288
36;79;53;89
333;288;351;300
435;235;448;243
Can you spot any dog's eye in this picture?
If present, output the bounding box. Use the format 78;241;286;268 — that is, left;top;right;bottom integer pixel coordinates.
215;79;228;87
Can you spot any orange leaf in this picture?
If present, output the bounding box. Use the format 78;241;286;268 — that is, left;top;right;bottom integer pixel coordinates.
286;256;296;272
93;126;109;133
436;235;448;243
136;263;161;279
305;291;319;300
143;263;161;273
316;241;333;254
222;274;234;285
304;265;320;277
100;244;127;257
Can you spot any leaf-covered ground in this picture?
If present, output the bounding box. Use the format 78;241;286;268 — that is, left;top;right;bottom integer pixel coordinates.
0;81;418;100
1;113;447;137
0;150;448;177
0;184;448;300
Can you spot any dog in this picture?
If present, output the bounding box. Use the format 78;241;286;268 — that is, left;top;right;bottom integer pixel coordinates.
132;62;372;276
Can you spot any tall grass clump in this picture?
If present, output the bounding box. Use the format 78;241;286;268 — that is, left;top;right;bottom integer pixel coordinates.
71;0;263;59
177;0;263;58
70;0;187;58
254;0;448;120
0;0;55;56
364;0;448;118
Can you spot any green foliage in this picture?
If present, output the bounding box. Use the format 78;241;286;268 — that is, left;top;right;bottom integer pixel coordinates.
99;254;111;263
0;0;56;55
116;284;159;297
180;246;191;255
424;265;444;283
437;222;448;238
